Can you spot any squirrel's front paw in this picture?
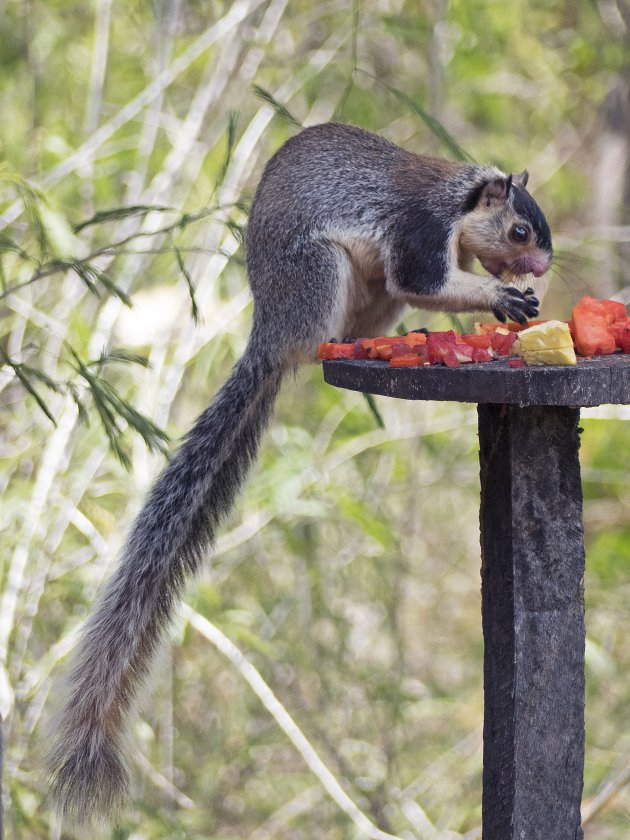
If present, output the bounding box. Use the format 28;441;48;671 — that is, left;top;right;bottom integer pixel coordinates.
492;286;539;324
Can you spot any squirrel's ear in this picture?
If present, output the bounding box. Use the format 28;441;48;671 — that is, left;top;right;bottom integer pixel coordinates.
480;175;511;207
515;170;529;188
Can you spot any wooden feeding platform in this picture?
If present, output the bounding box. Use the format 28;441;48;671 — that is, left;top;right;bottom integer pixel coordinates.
323;353;630;840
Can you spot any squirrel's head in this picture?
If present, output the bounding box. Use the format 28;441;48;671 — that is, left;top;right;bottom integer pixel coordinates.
458;171;552;279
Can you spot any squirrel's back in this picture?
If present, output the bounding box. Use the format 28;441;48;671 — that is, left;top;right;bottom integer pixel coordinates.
245;123;503;290
248;123;472;240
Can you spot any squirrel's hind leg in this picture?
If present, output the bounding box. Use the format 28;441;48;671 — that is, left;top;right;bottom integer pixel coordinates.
250;239;367;359
345;292;405;339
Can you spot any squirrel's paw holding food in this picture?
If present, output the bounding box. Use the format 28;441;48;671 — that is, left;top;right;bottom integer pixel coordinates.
492;286;539;324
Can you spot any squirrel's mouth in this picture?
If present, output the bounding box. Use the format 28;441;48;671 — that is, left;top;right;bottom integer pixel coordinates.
481;255;551;278
510;255;552;277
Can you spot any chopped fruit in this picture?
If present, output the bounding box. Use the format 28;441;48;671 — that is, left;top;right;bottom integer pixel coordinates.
472;347;493;363
427;330;458;343
355;332;428;360
517;320;573;351
404;332;429;348
317;342;355;360
490;331;518;355
521;347;578;365
427;333;463;367
427;332;479;367
390;351;429;367
515;320;577;366
600;300;627;323
474;320;543;335
461;334;493;350
318;300;630;369
509;320;545;332
352;339;371;359
612;319;630;353
372;341;409;361
572;297;617;356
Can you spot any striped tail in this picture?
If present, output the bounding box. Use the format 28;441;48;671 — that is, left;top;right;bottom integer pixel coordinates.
47;336;285;826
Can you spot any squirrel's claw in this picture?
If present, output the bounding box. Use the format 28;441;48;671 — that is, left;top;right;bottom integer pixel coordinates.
493;286;539;324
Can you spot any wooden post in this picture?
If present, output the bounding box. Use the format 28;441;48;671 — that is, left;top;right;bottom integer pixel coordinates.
478;404;585;840
322;354;630;839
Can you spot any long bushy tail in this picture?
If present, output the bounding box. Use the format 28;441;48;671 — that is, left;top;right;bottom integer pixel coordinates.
47;333;286;827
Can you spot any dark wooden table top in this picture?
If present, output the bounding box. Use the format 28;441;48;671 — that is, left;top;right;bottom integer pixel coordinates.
323;354;630;407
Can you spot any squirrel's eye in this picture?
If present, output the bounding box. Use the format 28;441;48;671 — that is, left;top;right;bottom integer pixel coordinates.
510;224;530;244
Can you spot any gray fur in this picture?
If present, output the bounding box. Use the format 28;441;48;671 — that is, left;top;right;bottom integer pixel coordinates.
47;123;552;827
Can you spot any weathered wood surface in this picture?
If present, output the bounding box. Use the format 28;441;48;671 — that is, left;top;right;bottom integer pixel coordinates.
478;405;585;840
323;354;630;406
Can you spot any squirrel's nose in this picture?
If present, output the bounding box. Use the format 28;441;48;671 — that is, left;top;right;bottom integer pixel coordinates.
531;256;552;277
515;254;551;277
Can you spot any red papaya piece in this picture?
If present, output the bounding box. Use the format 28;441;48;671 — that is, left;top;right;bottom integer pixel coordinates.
612;318;630;353
472;347;493;363
317;343;355;360
461;334;493;350
389;349;429;367
490;331;518;355
601;300;627;323
403;332;428;347
571;296;616;356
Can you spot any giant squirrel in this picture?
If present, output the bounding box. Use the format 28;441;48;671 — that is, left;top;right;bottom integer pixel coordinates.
47;123;552;826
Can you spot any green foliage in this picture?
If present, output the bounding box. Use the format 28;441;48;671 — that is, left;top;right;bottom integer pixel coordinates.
252;85;303;128
2;1;630;839
68;345;170;467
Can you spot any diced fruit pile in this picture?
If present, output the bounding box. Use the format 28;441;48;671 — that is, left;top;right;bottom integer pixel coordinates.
317;295;630;369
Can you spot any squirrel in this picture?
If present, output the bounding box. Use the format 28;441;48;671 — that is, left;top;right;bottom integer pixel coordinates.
47;122;552;826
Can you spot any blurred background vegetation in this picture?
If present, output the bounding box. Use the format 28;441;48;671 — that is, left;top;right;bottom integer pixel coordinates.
1;0;630;837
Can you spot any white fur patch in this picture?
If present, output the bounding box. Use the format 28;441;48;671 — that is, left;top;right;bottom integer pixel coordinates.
327;234;405;336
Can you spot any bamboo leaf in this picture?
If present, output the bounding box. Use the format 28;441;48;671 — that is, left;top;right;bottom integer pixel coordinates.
0;351;59;424
90;348;151;368
171;236;200;324
335;0;359;119
448;313;465;333
358;74;475;164
68;345;170;467
234;197;251;215
73;204;174;233
387;84;475;163
93;268;133;306
68;261;132;306
22;365;65;394
224;219;244;245
67;383;89;425
220;111;240;183
0;166;51;255
0;234;31;261
96;378;170;453
14;371;57;424
363;392;385;429
251;85;301;127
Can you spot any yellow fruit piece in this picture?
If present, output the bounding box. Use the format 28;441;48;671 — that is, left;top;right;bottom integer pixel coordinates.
520;347;577;366
514;320;577;366
517;320;573;351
